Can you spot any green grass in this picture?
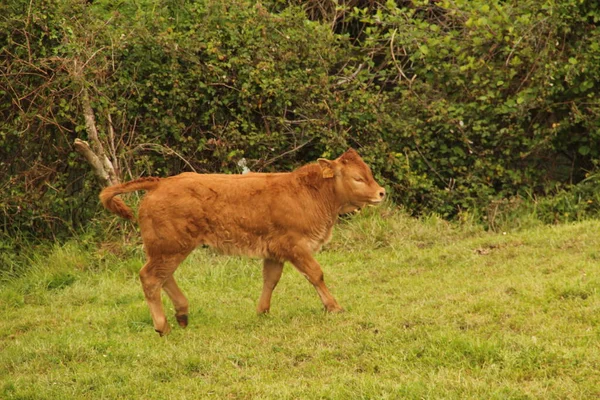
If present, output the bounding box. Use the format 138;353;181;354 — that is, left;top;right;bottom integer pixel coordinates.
1;210;599;399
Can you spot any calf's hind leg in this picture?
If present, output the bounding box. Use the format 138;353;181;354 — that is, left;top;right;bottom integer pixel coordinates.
139;256;183;336
163;275;189;328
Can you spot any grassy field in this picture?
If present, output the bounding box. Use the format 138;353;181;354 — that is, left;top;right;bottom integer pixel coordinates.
1;210;599;399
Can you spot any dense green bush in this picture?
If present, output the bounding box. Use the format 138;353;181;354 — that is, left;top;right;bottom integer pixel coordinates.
1;0;345;238
1;0;599;239
328;0;600;216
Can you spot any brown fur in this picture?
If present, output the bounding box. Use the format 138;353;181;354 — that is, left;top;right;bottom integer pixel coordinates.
100;149;385;335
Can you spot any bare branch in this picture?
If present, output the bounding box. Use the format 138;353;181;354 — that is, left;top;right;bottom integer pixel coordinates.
335;63;363;86
73;138;111;186
79;86;118;185
255;138;315;170
390;29;417;87
129;143;197;173
106;112;119;176
71;71;120;187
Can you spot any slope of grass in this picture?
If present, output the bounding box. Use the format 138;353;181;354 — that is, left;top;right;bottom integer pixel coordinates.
1;210;599;399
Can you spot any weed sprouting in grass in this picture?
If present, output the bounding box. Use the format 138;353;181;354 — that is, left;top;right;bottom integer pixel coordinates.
1;213;600;398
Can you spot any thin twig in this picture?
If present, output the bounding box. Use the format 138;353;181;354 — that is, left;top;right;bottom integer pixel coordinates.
390;29;409;82
414;140;449;188
106;112;120;175
335;63;364;85
254;138;315;170
129;143;197;173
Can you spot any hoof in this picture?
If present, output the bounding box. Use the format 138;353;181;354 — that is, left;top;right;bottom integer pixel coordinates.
155;323;171;337
326;305;345;313
256;307;270;315
176;314;188;328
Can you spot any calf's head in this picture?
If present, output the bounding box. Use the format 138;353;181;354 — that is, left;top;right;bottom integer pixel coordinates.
318;149;386;213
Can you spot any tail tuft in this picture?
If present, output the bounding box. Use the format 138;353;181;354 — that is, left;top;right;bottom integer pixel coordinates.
107;196;135;220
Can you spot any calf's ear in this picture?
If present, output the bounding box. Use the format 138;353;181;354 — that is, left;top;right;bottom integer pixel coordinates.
339;148;360;164
318;158;336;179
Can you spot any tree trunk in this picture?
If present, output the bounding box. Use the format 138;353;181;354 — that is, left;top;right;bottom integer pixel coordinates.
73;86;119;187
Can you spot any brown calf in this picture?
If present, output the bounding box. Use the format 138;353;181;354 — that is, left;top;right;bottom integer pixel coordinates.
100;149;385;335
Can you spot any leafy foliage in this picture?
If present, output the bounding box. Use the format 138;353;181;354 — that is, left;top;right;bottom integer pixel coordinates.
1;0;599;238
330;0;600;216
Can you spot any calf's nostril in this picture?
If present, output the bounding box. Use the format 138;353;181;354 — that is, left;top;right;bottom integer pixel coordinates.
379;190;385;198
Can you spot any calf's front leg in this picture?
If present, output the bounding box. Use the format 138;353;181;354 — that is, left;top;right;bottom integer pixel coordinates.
289;251;343;313
257;258;284;314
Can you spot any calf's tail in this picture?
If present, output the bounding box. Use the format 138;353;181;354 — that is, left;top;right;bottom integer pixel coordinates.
99;177;161;220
